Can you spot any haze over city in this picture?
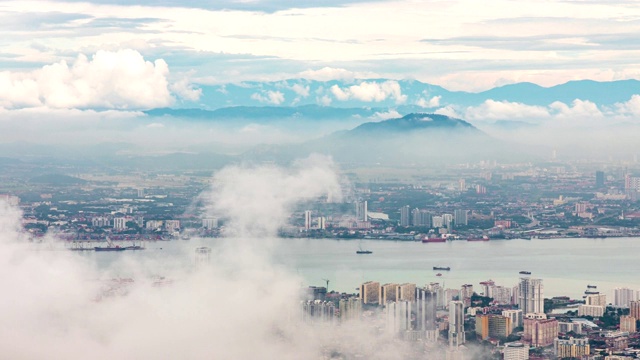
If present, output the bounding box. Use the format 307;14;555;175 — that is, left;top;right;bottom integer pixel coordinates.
2;1;640;359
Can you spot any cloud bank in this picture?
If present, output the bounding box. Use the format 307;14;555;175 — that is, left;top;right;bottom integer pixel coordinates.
0;49;199;110
330;80;407;104
1;157;419;360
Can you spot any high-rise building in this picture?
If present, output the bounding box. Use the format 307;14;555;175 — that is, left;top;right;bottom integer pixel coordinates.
202;217;218;229
380;283;399;304
355;201;368;222
596;171;605;188
620;316;637;333
304;210;312;230
523;314;557;347
449;300;465;348
503;342;529;360
431;216;444;228
428;282;446;309
194;247;211;268
614;288;637;308
396;283;416;302
460;284;474;306
476;315;512;340
416;288;437;331
113;217;127;230
491;286;512;305
400;205;410;226
338;297;362;322
411;208;421;226
420;210;432;228
301;300;335;324
518;278;544;314
360;281;380;304
585;293;606;306
558;321;583;334
442;213;454;229
164;220;180;232
92;216;110;228
630;300;640;319
454;209;468;227
386;300;412;334
578;304;605;317
317;216;326;230
502;310;523;331
554;337;590;359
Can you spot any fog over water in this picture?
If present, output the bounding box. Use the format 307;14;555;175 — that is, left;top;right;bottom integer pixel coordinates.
87;236;639;302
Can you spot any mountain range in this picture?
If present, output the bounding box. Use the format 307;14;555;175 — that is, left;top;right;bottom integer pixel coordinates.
172;78;640;111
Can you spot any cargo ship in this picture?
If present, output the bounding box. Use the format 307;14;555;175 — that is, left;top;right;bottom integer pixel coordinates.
422;237;447;243
519;271;531;275
433;266;451;271
95;246;126;252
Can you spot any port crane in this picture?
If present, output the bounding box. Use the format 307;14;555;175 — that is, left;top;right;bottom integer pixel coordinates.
322;278;330;292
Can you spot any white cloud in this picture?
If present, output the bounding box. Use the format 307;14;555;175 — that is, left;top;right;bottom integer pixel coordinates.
416;95;441;108
298;67;381;82
549;99;603;119
329;84;350;101
317;95;332;106
464;100;550;121
290;84;310;98
613;94;640;116
250;90;285;105
0;49;175;110
369;110;402;121
434;105;461;118
170;78;202;102
330;81;406;104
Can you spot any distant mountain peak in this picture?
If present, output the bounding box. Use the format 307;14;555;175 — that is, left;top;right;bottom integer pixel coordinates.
350;112;477;134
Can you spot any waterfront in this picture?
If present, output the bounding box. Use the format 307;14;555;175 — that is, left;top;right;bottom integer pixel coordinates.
80;237;639;301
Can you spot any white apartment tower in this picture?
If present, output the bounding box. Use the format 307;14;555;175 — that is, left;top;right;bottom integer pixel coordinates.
356;201;368;222
304;210;312;230
449;300;466;348
518;278;544;314
614;288;637;308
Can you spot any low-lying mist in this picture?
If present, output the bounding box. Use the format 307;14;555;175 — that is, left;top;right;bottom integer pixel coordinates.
0;156;431;359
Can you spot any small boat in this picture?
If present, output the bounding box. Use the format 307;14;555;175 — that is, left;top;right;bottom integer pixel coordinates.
519;271;531;275
436;273;442;277
356;244;372;254
587;284;597;289
433;266;450;271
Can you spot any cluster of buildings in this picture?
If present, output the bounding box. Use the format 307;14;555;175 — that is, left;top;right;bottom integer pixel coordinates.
300;276;640;359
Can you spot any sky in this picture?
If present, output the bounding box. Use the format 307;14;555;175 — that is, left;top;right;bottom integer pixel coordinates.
2;0;640;94
0;0;639;154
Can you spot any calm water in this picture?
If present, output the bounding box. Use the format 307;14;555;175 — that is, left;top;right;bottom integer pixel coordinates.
80;237;639;300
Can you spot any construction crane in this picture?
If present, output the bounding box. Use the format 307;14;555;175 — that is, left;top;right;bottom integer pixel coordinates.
322;278;330;292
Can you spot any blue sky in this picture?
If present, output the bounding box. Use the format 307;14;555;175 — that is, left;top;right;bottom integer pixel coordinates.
1;0;640;113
